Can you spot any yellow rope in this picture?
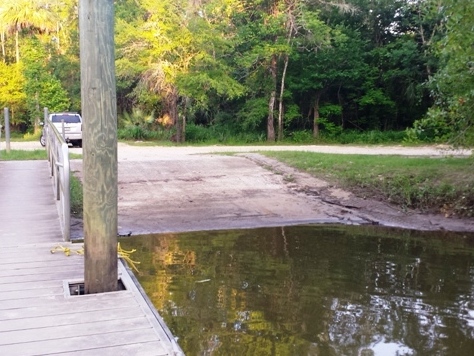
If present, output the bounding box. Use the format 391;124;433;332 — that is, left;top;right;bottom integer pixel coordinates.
50;245;84;256
50;242;140;273
117;242;141;273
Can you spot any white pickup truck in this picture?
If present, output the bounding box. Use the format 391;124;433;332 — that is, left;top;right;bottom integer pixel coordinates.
49;112;82;147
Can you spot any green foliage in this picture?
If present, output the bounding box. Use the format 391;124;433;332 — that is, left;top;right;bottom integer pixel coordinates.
39;78;71;112
117;126;172;141
4;0;472;145
117;108;172;141
405;107;452;143
118;108;155;129
419;0;474;147
183;123;266;144
185;123;212;142
0;63;26;124
117;108;167;141
237;97;268;131
289;130;313;143
0;1;76;129
320;129;406;144
339;130;406;144
318;118;342;137
118;126;147;141
22;39;70;127
283;103;302;125
22;131;41;141
320;104;342;118
358;89;394;109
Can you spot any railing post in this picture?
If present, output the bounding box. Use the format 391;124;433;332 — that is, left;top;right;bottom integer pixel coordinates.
62;142;71;242
56;162;61;200
61;120;65;141
3;108;10;153
44;107;49;150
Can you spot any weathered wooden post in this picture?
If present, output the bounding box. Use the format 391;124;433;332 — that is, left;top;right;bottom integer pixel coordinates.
79;0;118;293
4;108;10;153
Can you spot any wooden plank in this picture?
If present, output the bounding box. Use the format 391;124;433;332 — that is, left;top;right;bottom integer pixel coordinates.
56;341;171;356
0;316;154;345
0;246;78;255
0;237;62;246
0;296;140;322
0;259;81;271
0;328;169;356
0;286;64;301
0;228;60;237
0;270;84;284
0;290;135;314
0;255;82;265
0;264;81;277
0;306;143;332
0;270;83;285
0;246;83;258
0;279;62;293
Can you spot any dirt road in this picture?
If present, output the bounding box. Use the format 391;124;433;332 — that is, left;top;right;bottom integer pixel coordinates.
5;141;473;236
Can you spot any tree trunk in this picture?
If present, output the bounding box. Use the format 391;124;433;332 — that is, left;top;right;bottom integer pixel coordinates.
182;114;186;142
337;85;344;129
313;92;321;138
15;30;19;63
169;89;182;143
267;54;277;142
1;31;5;62
277;54;289;141
34;92;40;134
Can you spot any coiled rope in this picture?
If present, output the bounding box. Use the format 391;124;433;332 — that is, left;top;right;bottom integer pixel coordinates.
50;242;140;273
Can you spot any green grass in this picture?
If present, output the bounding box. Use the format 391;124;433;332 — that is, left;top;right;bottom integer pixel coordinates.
70;175;83;217
0;149;81;161
262;151;474;217
69;153;82;159
0;149;47;160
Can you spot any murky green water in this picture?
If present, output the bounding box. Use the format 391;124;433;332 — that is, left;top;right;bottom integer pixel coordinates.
119;225;474;356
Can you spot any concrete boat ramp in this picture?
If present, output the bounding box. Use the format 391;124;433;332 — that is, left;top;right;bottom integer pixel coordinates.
0;160;183;355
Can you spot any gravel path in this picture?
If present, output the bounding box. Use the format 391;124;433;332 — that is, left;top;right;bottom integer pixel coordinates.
4;140;472;158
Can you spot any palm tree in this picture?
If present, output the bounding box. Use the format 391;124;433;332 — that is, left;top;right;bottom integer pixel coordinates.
0;0;59;63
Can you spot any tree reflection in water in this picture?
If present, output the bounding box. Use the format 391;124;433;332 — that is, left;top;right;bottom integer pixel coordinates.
119;225;474;356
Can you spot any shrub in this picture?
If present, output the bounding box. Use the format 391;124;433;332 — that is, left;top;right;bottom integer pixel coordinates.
185;123;211;142
290;130;313;143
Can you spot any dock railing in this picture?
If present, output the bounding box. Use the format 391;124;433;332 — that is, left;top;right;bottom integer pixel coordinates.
44;108;71;241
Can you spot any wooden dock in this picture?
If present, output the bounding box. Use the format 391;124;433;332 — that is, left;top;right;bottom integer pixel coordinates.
0;161;183;355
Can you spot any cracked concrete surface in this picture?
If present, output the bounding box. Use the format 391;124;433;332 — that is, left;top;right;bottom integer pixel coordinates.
64;143;474;238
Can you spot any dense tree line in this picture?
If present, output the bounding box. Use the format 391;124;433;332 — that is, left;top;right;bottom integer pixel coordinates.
0;0;472;145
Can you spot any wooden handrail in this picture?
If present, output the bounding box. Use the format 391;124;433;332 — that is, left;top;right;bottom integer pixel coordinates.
44;108;71;242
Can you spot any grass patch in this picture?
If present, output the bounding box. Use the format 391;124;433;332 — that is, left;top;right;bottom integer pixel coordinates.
263;151;474;217
0;149;47;160
69;153;82;159
70;174;83;217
